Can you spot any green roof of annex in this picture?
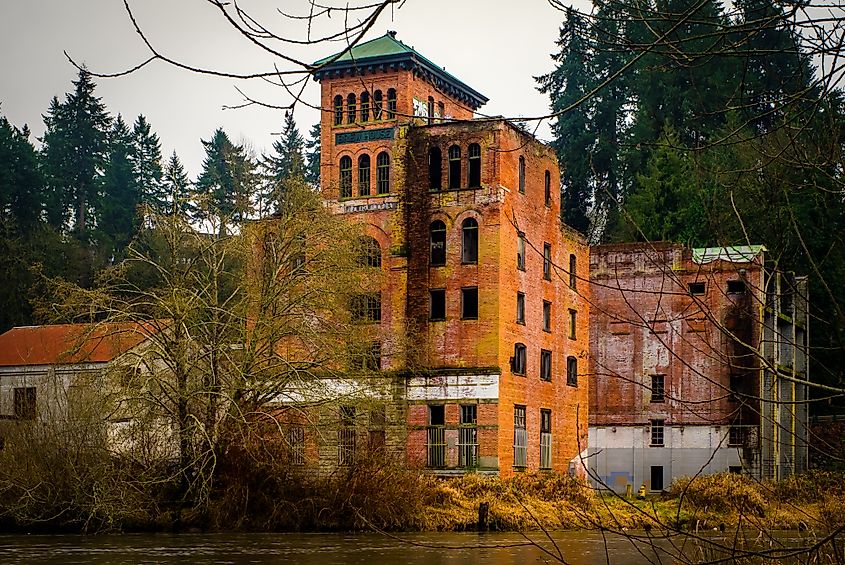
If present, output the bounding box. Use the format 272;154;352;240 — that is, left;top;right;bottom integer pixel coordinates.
312;32;488;110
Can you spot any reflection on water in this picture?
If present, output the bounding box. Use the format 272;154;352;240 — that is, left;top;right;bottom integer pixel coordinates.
0;530;820;564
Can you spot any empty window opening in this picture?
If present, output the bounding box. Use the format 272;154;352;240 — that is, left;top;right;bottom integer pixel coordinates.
512;343;527;376
518;156;526;193
430;220;446;266
360;91;370;122
387;88;397;119
540;349;552;381
651;465;664;491
339;156;353;198
428;147;442;190
651;374;665;403
376;152;390;194
373;90;383;120
358;236;381;268
430;289;446;320
650;419;665;446
333;95;343;126
729;466;743;475
569;309;577;339
461;287;479;319
427;96;434;125
459;404;478;468
543;300;552;332
462;218;478;264
516;292;525;324
543;243;552;280
689;282;706;295
727;280;746;294
729;374;742;401
569;254;577;289
544;169;551;207
347;93;357;124
513;405;527;468
517;232;526;270
14;387;36;420
358;154;371;196
448;145;462;189
540;409;552;470
566;356;578;387
468;143;481;188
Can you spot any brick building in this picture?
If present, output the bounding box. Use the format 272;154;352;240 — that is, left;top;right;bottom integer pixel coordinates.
588;243;809;492
311;33;590;476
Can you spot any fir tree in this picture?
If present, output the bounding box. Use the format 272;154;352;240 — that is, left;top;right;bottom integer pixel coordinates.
131;115;165;214
100;115;140;254
261;112;305;214
304;122;321;187
0;114;44;232
161;151;192;217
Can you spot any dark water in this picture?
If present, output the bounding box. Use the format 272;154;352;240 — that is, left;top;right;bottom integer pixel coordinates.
0;530;820;564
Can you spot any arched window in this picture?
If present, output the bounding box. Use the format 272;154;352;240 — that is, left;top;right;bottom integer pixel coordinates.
387;88;397;119
468;143;481;188
339;156;352;198
427;96;435;125
430;220;446;266
518;156;526;193
428;147;442;190
544;170;551;206
448;145;461;189
347;93;357;124
461;218;478;264
376;152;390;194
360;91;370;122
569;254;577;289
334;95;343;126
373;90;383;120
358;155;371;197
358;236;381;268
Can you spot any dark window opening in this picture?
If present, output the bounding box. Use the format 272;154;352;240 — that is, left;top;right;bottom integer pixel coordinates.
566;356;577;387
727;280;746;294
429;405;445;426
689;282;706;295
543;243;552;280
347;93;357;124
360;91;370;122
358;236;381;268
517;232;526;271
650;419;665;446
14;387;36;420
729;374;742;401
358;154;371;196
429;147;442;190
437;101;445;122
461;287;478;319
512;343;527;376
373;90;383;120
351;293;381;322
461;218;478;264
339;156;353;198
544;169;551;207
468;143;481;188
651;465;664;491
430;220;446;266
518;156;526;193
428;405;446;467
729;466;743;475
729;426;745;446
448;145;461;189
651;374;665;403
569;254;577;289
516;292;525;324
430;289;446;321
376;152;390;194
333;95;343;126
387;88;397;119
543;300;551;332
569;309;577;339
427;96;434;125
540;349;552;381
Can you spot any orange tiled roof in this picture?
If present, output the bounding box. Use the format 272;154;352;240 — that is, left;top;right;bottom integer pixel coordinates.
0;322;160;367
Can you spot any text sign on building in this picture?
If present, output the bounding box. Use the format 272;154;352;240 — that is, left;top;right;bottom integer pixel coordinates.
335;127;394;145
342;201;399;214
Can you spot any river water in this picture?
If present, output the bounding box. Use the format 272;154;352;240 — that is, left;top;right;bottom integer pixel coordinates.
0;530;820;564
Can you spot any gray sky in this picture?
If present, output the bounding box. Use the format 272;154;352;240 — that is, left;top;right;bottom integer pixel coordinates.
0;0;590;177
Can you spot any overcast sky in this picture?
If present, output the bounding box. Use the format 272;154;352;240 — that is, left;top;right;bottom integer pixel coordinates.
0;0;590;177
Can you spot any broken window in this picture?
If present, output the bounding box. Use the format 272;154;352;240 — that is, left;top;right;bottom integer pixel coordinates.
540;349;552;381
461;287;478;319
427;405;446;468
334;94;343;126
569;254;577;290
351;293;381;322
358;154;371;196
544;169;551;207
566;356;578;387
430;288;446;320
14;387;36;420
387;88;397;119
339;156;352;198
373;89;383;120
689;282;706;295
543;300;552;332
518;155;526;193
430;220;446;266
468;143;481;188
428;147;442;190
448;145;461;189
569;309;577;339
517;232;526;271
459;404;478;468
512;343;527;376
727;280;746;294
543;243;552;280
650;374;665;403
516;292;525;324
540;409;552;469
650;419;665;446
347;93;357;124
360;91;370;121
461;218;478;264
513;405;527;467
376;152;390;194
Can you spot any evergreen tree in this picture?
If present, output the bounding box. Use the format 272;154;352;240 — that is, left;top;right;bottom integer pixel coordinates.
261;112;305;214
0;114;44;232
195;128;257;235
161;151;192;217
131;115;165;214
99;115;140;254
304;122;321;187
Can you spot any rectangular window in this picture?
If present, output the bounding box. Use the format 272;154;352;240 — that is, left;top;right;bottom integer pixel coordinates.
729;426;745;446
513;405;527;468
566;356;578;387
543;243;552;280
369;405;386;451
543;300;551;332
540;409;552;470
338;406;356;466
517;232;526;271
516;292;525;324
729;374;742;401
651;465;664;491
512;343;527;376
650;419;665;446
367;342;382;371
427;405;446;468
569;254;577;290
568;309;577;339
351;294;381;322
650;374;665;403
14;387;36;420
461;287;479;319
459;404;478;468
540;349;552;381
289;427;305;465
518;156;526;194
727;280;746;294
430;289;446;321
688;282;706;295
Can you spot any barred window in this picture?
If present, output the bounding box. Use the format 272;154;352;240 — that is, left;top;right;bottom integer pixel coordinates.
289;427;305;465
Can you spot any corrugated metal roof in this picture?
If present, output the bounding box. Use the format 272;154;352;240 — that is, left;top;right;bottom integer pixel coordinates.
692;245;765;264
0;322;159;367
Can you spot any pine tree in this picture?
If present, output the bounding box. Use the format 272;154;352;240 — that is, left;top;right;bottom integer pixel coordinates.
261;112;306;214
161;151;192;217
0;114;44;232
131;115;165;214
304;122;321;187
99;115;140;254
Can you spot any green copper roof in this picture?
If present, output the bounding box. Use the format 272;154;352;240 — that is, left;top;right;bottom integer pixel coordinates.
692;245;765;264
312;33;488;110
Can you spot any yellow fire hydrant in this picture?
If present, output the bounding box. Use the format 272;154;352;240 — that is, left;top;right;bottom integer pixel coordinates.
637;483;647;499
